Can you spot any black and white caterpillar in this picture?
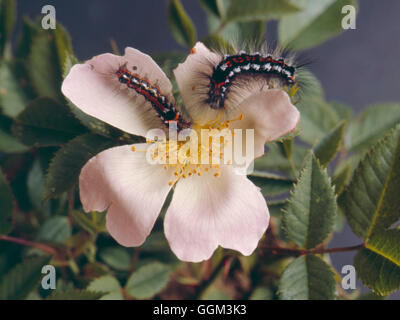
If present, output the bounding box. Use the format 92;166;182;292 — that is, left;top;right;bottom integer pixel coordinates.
207;50;297;109
116;64;190;130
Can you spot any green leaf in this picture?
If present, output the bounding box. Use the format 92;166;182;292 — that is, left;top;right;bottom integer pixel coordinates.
365;230;400;270
354;245;400;296
330;101;353;121
254;143;308;176
248;171;294;196
334;152;363;180
126;262;171;299
283;153;337;249
0;170;13;235
0;256;51;300
279;0;358;50
36;216;71;243
87;275;124;300
206;14;266;46
99;247;131;271
279;255;336;300
27;159;50;213
277;126;301;143
226;0;299;22
168;0;197;47
0;60;32;118
53;23;73;74
340;125;400;294
16;17;40;60
153;52;186;79
12;97;87;147
27;22;72;101
340;125;400;240
0;128;28;153
141;231;170;253
47;290;104;300
28;31;62;100
66;99;133;141
297;96;340;145
71;210;106;235
237;20;266;43
62;51;79;79
268;200;286;217
332;164;351;195
0;0;16;57
199;0;224;18
346;103;400;152
313;120;346;167
42;133;115;200
277;138;293;159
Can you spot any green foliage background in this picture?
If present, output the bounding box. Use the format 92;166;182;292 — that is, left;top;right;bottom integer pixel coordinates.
0;0;399;300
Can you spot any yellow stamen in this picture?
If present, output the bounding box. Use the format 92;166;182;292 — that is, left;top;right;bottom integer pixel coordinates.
148;113;243;185
202;111;223;128
131;145;148;152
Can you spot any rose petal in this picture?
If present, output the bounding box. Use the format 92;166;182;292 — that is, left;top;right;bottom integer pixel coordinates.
80;144;174;246
232;89;300;159
62;47;173;137
173;42;223;124
164;166;269;262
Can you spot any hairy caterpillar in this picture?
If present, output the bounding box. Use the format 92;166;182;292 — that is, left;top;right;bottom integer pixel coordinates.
207;51;297;109
116;64;190;131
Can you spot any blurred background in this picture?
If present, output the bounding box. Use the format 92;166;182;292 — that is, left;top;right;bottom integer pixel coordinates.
6;0;400;299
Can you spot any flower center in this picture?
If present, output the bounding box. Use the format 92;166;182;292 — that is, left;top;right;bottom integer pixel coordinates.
132;113;243;186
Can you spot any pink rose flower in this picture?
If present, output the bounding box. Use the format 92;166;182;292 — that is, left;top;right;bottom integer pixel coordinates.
61;42;300;262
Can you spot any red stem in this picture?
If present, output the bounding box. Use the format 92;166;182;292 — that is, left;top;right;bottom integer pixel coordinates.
0;235;59;257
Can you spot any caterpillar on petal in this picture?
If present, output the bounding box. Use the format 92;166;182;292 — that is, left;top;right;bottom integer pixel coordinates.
116;64;190;131
207;50;297;109
174;42;310;124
